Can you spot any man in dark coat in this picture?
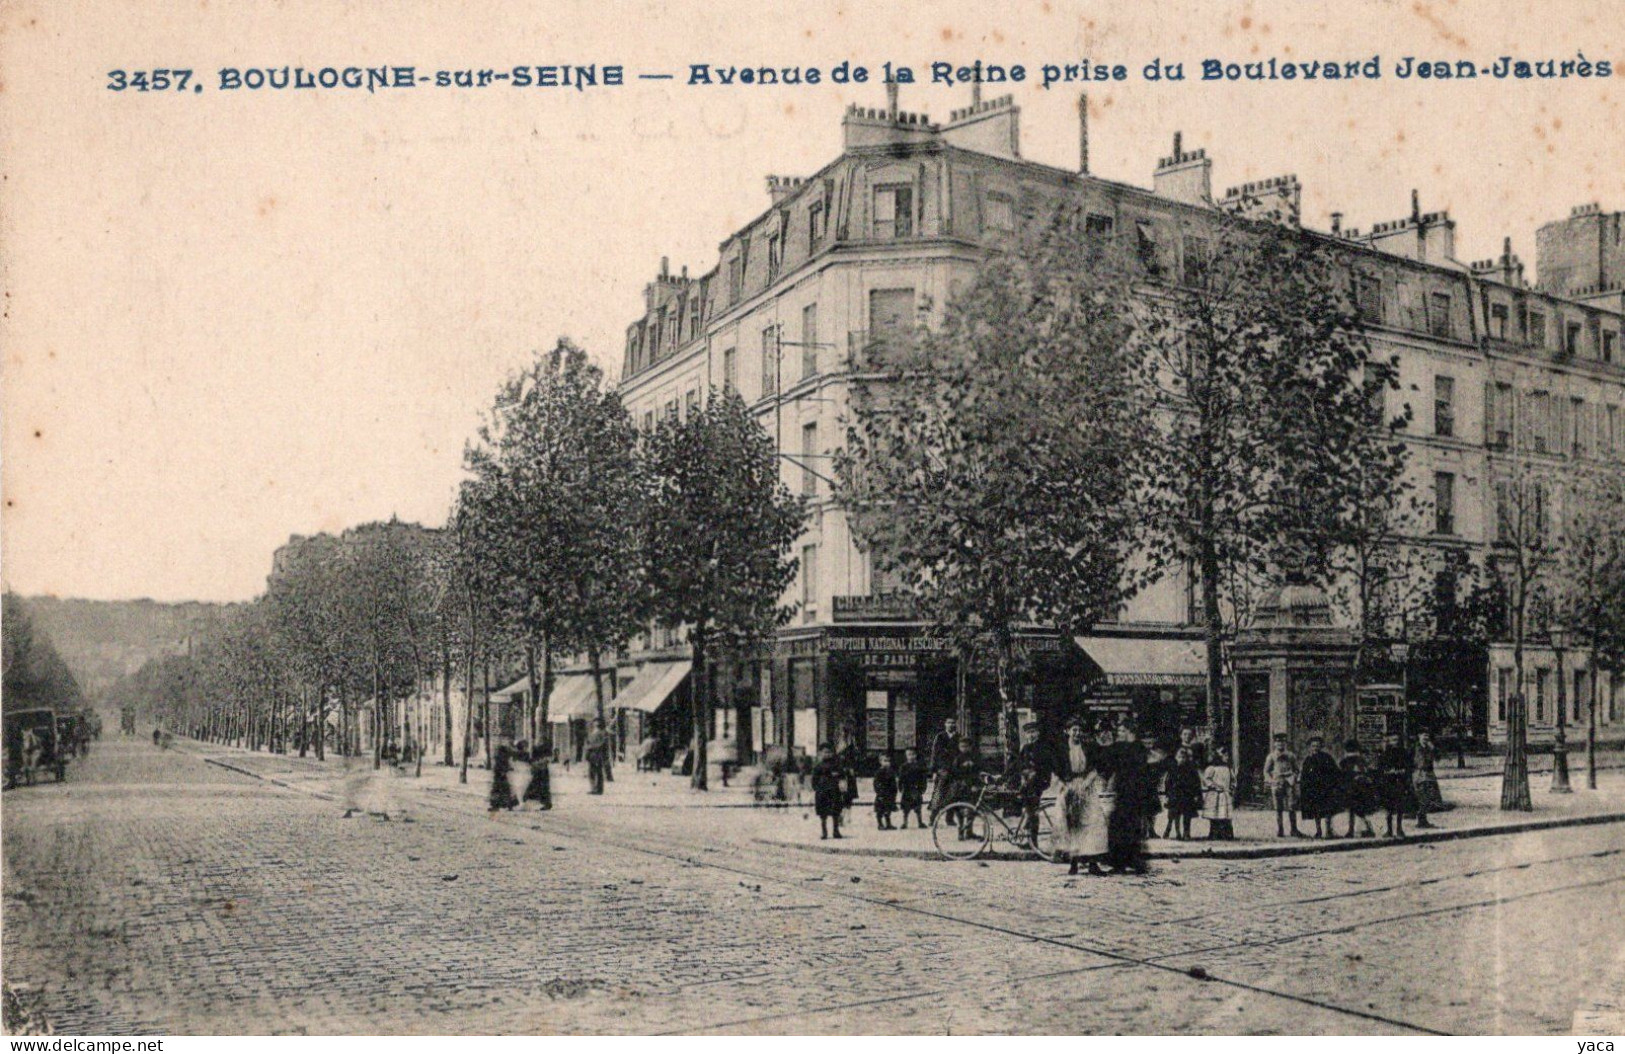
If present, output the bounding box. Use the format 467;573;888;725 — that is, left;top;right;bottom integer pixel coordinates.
897;747;929;829
584;719;610;795
1297;735;1342;838
927;717;961;820
1375;732;1413;838
1104;724;1151;874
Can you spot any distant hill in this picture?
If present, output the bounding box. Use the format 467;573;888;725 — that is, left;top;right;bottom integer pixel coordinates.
17;597;236;700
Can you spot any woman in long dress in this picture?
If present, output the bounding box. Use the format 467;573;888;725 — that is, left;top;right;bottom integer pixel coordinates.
489;745;519;812
1056;719;1110;876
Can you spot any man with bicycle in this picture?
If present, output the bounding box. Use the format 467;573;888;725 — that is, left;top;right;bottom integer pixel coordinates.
1008;721;1053;845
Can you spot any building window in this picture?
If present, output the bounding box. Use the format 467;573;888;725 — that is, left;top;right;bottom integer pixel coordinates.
767;234;781;281
1490;382;1514;449
800;544;818;624
801;422;818;497
801;303;819;380
1610;405;1622;456
1434;472;1455;535
643;410;655;433
1357;275;1384;325
728;256;743;305
1428;292;1452;338
1572;397;1587;457
1085;213;1115;236
1497;668;1512;722
809;202;826;247
1575;670;1588;723
1566;322;1582;358
1135;220;1162;277
1434;375;1455;437
689;297;701;338
1535;669;1550;723
1182;236;1211;288
985;193;1015;232
1528;310;1547;348
1490;302;1509;339
868;287;916;361
761;326;779;397
722;347;737;392
873;184;913;240
1529;391;1551;453
685;388;700;418
1605;330;1618;364
665;399;679;422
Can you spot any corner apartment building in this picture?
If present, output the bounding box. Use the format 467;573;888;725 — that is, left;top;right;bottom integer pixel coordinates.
611;93;1625;773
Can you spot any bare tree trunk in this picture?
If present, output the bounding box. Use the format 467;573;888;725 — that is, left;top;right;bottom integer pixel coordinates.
461;602;478;784
1501;594;1532;810
691;625;710;791
482;658;492;770
442;641;455;768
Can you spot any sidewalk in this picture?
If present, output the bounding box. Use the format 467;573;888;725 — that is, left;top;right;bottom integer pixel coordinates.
189;737;1625;861
754;767;1625;860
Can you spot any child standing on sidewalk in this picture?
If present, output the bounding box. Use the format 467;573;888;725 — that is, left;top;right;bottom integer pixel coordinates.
898;747;928;829
872;752;898;830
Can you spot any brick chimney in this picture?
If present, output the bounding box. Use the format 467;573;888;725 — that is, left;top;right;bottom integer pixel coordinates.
1153;131;1211;206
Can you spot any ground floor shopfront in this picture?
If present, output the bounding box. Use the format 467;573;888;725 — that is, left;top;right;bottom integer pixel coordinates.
690;623;1216;774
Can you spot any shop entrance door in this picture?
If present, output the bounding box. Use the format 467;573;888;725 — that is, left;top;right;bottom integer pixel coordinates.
863;687;918;760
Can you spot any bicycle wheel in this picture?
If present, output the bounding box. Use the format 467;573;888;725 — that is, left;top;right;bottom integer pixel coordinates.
1028;804;1059;862
932;803;991;861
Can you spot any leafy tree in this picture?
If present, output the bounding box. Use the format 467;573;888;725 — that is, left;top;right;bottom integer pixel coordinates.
1551;464;1625;788
463;339;646;752
837;203;1150;762
1134;211;1400;754
644;388;806;789
3;594;85;715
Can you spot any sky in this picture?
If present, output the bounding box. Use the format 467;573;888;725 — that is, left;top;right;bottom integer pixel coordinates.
1;0;1620;603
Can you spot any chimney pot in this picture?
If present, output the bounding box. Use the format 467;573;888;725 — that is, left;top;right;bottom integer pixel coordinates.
1331;212;1343;235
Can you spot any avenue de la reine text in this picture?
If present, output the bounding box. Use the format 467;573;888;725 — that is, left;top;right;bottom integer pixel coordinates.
104;53;1613;94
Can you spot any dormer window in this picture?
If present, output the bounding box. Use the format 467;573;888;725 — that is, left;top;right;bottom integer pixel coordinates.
873;184;913;240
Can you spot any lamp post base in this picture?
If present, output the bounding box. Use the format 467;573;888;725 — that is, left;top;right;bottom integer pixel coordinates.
1550;734;1573;794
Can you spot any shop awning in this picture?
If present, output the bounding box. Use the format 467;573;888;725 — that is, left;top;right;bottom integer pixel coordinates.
546;675;603;721
492;676;530;701
1074;636;1207;686
493;675;603;720
611;661;691;714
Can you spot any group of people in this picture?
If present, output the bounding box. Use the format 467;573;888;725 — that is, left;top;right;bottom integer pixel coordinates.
810;741;932;839
487;718;617;812
1263;729;1445;840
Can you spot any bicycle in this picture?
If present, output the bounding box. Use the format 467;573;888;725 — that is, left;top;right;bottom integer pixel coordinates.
931;773;1058;862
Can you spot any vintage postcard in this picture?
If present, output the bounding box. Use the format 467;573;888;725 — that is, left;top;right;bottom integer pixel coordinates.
2;0;1622;1040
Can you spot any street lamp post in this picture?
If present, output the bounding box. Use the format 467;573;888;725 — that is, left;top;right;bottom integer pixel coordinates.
1550;625;1573;794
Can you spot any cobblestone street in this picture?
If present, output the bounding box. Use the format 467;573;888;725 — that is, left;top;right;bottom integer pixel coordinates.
4;739;1623;1035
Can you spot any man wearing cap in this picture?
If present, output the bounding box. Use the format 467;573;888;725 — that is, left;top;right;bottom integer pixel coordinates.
1263;732;1304;837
